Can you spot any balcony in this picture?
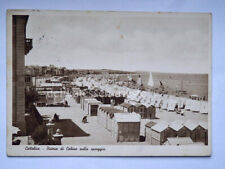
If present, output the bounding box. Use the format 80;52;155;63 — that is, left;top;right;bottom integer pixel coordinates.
25;38;33;55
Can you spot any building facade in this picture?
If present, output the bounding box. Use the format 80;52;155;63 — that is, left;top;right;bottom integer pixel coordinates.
12;15;32;135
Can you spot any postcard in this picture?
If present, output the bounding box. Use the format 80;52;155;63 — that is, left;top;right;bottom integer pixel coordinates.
7;10;211;156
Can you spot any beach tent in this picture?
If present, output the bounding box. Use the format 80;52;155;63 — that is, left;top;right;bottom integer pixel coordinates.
155;97;163;108
190;100;201;112
167;98;178;111
200;101;208;114
185;99;192;110
178;97;186;109
150;96;156;106
161;98;169;110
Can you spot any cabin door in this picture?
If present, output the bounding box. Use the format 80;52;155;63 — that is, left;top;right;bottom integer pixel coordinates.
91;105;98;116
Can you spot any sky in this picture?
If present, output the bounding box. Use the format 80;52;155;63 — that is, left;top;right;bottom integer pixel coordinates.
26;11;211;73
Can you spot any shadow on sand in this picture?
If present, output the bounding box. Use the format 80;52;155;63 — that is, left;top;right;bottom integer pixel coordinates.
53;119;90;137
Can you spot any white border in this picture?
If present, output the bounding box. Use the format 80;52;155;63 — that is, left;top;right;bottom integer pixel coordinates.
7;10;212;156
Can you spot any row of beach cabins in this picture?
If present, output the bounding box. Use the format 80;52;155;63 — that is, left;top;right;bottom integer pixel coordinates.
145;120;208;145
73;76;208;114
71;86;208;145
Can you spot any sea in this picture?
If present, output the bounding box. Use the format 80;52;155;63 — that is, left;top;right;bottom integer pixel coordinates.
140;72;208;99
115;71;208;99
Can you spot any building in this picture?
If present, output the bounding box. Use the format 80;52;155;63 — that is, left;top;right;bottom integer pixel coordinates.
134;103;146;118
105;108;123;131
112;113;141;142
145;121;157;143
120;102;136;112
149;121;169;145
168;120;189;137
184;121;208;145
83;98;98;113
87;100;102;116
183;120;199;140
145;105;156;119
12;15;32;134
97;104;112;128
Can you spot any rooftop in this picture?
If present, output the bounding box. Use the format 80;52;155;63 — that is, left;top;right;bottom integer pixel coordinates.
114;112;141;122
169;120;184;131
151;121;169;133
120;102;132;108
145;121;157;128
183;120;199;131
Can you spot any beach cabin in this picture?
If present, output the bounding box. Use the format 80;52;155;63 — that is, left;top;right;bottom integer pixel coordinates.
111;113;141;142
183;120;199;141
149;121;169;145
120;102;136;113
169;120;189;137
145;121;157;144
97;105;112;128
189;121;208;145
80;96;92;110
87;100;102;116
83;98;98;114
134;103;147;118
198;121;208;145
106;108;123;131
145;105;156;119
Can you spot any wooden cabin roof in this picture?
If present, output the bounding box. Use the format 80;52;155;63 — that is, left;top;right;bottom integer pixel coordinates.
145;121;157;128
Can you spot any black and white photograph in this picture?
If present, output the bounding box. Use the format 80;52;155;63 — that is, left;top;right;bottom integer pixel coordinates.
7;10;211;156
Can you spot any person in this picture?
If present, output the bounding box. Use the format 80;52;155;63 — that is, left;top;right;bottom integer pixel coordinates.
53;113;59;121
82;116;87;123
65;100;68;107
